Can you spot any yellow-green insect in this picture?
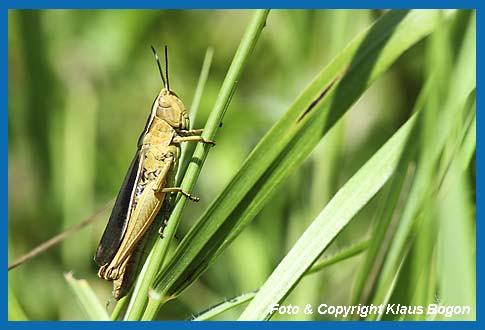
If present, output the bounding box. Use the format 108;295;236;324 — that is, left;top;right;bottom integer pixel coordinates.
94;46;214;299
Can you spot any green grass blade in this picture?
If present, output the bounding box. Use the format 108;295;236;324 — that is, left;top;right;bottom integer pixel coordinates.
150;10;452;306
191;291;258;321
239;113;417;320
64;272;109;320
192;239;368;321
367;12;475;317
306;239;369;275
110;296;127;321
177;47;214;186
351;75;434;308
437;139;476;320
434;89;475;321
459;91;476;167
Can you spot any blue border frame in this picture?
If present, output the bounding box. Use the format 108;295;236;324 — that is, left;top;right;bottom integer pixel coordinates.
5;1;480;328
2;1;480;9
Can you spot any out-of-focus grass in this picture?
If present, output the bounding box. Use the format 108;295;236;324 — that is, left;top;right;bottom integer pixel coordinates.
8;9;475;320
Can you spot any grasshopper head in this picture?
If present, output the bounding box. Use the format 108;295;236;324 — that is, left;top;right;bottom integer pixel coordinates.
155;88;189;130
150;46;189;130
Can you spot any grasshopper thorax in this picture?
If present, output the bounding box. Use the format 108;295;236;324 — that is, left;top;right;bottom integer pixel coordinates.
155;88;189;130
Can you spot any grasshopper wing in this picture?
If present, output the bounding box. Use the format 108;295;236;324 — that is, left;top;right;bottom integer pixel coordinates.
94;151;142;266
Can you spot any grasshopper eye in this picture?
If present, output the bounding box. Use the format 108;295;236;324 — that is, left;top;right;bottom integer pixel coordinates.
158;97;170;108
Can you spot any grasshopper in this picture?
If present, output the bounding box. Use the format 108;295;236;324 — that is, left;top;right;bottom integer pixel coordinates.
94;46;214;300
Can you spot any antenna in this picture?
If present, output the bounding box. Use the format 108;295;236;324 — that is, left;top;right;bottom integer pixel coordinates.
150;45;166;88
164;45;170;91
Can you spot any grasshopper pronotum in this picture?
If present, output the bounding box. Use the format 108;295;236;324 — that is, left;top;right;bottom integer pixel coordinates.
94;46;214;299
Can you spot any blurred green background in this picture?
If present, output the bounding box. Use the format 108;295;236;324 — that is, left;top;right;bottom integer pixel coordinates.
8;9;475;320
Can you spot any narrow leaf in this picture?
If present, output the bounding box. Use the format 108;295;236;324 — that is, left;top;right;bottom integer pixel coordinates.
239;113;418;320
65;272;109;321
